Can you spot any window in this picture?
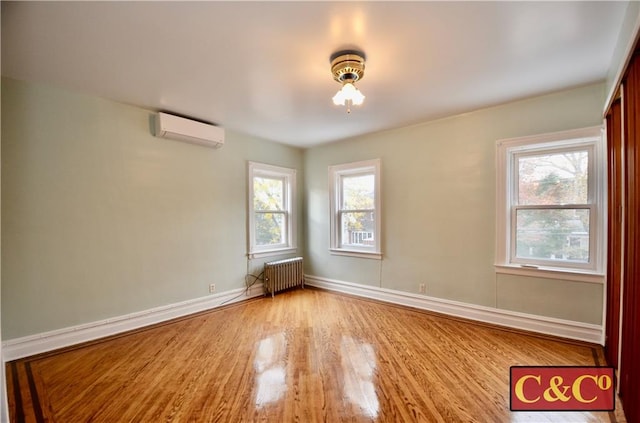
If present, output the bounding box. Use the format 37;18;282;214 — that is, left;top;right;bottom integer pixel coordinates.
496;127;605;279
329;159;381;259
248;162;296;258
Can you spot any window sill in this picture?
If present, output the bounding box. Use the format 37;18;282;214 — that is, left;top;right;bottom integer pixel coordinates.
495;264;604;284
330;249;382;260
248;248;297;259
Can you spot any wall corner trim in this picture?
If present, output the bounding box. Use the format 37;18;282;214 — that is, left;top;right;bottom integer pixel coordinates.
305;275;603;345
2;283;264;361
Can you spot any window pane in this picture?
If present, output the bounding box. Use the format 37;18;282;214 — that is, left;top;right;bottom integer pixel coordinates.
340;211;375;246
255;212;285;245
342;174;374;210
254;177;284;211
515;209;590;262
517;151;588;205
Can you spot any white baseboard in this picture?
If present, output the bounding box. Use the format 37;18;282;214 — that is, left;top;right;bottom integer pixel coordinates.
305;275;603;345
2;283;265;361
3;276;604;362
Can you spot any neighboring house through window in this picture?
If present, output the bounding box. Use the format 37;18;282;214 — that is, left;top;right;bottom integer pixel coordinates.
496;126;605;281
248;162;296;258
329;159;381;259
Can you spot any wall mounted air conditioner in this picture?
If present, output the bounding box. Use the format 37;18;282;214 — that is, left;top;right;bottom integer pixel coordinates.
154;112;224;148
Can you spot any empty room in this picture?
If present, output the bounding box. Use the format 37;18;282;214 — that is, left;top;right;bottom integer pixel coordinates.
2;2;640;422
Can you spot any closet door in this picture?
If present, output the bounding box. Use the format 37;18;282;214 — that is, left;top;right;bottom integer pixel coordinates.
605;96;622;370
619;50;640;423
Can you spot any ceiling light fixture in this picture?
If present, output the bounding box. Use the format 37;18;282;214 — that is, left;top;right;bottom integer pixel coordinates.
330;49;366;113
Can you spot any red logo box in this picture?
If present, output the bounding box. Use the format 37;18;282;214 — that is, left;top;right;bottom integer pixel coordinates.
510;366;615;411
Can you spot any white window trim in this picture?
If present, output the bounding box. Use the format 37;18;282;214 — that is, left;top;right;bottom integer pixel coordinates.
248;162;297;259
495;126;606;283
329;159;382;260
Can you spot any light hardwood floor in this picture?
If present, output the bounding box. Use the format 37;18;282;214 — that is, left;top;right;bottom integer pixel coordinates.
7;288;626;422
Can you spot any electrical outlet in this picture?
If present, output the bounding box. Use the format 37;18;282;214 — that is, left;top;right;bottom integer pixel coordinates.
209;283;216;293
419;283;426;294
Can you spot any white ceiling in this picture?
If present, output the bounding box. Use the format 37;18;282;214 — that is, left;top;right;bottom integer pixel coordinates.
1;1;628;148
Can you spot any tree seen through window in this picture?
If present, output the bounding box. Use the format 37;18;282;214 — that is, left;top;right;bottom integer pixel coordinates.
254;176;286;246
516;151;589;262
341;174;375;247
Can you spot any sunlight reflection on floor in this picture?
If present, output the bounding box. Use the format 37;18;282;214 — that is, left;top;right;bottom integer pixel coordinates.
254;332;287;407
340;336;379;418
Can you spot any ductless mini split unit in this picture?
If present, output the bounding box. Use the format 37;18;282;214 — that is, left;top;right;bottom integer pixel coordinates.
154;112;225;148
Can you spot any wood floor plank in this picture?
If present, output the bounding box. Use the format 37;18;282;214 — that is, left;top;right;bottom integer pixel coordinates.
6;288;626;422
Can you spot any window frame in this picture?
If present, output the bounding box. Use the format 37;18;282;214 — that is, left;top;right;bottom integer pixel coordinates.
248;162;297;258
495;126;605;282
329;159;382;259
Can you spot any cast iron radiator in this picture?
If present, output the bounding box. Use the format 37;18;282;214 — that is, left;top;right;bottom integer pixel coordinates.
263;257;304;297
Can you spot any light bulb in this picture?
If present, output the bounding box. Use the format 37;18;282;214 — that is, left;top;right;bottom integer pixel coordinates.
351;88;365;106
332;82;365;108
341;82;357;95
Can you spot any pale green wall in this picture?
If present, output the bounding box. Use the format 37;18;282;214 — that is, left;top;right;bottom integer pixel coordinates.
496;274;603;324
1;77;304;339
1;76;607;340
304;83;605;324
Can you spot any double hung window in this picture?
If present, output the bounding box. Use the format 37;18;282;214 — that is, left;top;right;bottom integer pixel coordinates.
496;127;604;277
248;162;296;257
329;159;381;259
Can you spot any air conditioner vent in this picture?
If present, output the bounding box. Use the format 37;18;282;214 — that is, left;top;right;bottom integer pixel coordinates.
154;112;224;148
